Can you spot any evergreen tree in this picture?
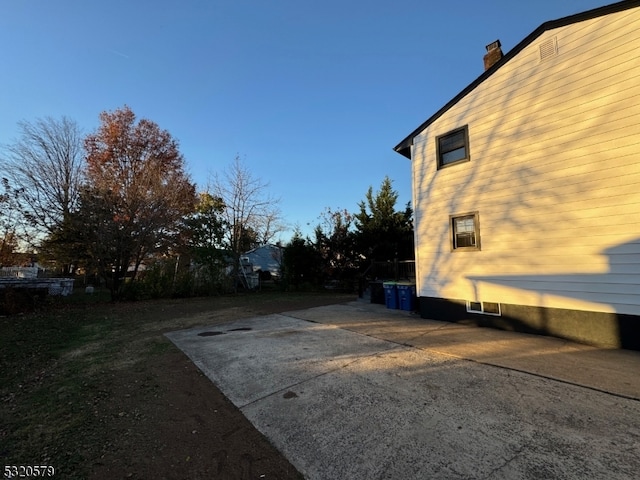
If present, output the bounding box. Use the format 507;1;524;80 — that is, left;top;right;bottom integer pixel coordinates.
354;176;414;265
282;231;322;290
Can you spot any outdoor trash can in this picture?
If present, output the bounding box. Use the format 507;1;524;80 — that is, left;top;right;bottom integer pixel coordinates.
397;283;416;311
383;282;398;309
369;281;385;304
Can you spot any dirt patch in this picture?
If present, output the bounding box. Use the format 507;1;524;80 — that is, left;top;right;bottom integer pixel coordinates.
85;293;355;479
90;349;302;480
2;291;353;480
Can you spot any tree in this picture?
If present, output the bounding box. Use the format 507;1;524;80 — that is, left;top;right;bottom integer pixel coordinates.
184;192;227;254
0;116;84;247
354;176;414;264
0;178;23;266
55;187;122;285
181;192;228;293
37;211;88;274
313;207;358;283
0;230;18;267
83;106;196;299
281;230;323;290
211;156;283;287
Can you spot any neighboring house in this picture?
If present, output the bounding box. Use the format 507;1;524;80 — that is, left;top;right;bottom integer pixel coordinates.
394;1;640;350
242;244;282;280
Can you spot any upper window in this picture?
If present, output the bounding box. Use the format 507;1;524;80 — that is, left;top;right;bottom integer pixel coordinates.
436;126;470;169
451;212;480;251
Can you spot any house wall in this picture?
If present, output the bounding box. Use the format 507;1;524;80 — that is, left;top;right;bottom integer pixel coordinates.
410;7;640;347
244;245;282;277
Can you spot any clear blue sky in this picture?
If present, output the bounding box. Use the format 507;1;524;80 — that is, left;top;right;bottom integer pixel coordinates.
0;0;608;241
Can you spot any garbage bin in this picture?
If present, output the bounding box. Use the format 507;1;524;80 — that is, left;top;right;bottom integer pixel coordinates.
383;282;398;309
369;281;385;304
397;283;416;311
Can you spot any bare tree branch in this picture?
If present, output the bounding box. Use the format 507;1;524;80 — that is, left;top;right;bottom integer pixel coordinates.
212;155;284;255
0;116;85;244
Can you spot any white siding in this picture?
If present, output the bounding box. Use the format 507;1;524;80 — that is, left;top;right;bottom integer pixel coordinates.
412;7;640;316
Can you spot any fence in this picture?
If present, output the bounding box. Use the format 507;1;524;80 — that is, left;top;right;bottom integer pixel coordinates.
0;267;39;279
366;260;415;281
0;277;75;296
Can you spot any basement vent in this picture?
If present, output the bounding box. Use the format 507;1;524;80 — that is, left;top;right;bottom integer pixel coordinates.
539;37;558;61
467;301;502;316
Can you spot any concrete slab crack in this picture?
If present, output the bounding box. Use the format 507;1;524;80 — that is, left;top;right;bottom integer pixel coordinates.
482;446;525;479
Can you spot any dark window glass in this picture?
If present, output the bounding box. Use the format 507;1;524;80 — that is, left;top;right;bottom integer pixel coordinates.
441;147;467;164
468;301;482;312
483;302;500;314
437;126;469;168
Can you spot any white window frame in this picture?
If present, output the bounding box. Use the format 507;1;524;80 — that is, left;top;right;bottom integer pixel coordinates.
467;301;502;316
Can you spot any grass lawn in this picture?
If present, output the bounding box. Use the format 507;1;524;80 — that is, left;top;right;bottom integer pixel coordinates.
0;289;355;479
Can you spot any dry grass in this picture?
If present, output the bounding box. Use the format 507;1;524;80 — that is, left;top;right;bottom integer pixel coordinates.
0;289;354;478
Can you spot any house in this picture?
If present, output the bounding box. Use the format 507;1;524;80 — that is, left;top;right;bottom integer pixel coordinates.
394;1;640;350
241;244;282;280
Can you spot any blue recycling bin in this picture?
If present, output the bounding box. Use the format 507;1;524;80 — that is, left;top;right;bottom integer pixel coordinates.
397;283;416;311
383;282;398;309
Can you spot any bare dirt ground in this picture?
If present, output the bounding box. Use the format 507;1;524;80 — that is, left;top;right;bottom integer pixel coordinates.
1;291;355;480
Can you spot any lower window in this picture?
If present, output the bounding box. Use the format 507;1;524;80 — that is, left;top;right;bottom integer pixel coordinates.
467;301;501;316
451;212;480;250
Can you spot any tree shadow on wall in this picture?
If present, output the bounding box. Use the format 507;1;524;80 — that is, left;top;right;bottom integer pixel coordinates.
467;239;640;350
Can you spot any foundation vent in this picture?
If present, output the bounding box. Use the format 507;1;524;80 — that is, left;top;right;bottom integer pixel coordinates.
539;37;558;61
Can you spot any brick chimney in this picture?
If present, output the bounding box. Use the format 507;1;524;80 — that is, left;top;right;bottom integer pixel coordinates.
483;39;503;71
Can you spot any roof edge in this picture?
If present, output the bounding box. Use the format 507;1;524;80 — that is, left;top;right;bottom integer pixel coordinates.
393;0;640;159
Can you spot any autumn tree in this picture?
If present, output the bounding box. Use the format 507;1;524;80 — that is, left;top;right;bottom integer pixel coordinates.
0;116;84;248
83;106;196;299
354;176;414;265
211;156;283;286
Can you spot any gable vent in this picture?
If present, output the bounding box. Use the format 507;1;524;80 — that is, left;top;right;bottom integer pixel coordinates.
539;37;558;61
